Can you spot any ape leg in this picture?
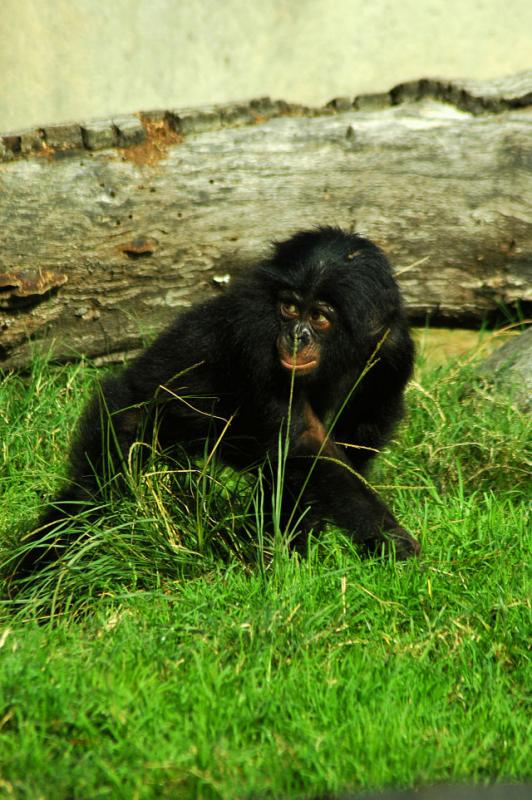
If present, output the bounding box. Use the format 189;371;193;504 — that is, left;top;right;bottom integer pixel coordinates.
285;404;420;559
14;378;148;578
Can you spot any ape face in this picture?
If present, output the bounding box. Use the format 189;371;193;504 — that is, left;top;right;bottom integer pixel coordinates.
276;290;336;376
259;228;399;382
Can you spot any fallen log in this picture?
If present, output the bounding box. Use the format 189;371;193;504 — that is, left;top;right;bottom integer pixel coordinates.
1;73;531;368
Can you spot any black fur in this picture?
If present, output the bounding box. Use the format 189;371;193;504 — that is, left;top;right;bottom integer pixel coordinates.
18;227;420;574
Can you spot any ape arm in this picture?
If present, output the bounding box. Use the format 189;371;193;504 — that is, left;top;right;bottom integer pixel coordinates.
332;345;412;472
285;402;419;559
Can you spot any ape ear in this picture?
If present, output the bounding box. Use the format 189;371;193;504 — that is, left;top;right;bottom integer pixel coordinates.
367;313;386;337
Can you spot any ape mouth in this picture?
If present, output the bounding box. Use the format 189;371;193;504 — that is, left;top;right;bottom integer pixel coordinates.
279;356;318;374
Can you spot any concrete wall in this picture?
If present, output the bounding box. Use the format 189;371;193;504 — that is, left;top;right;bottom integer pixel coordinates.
1;0;531;131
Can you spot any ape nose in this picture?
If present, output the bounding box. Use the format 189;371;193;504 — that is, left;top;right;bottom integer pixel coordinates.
294;325;312;348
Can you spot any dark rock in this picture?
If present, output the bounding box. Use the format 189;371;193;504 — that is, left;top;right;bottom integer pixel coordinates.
478;327;532;409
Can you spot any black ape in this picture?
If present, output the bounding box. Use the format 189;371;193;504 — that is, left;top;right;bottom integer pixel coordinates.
20;226;420;573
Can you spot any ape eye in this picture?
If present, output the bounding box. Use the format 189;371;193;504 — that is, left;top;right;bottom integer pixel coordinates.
280;302;299;318
310;309;331;330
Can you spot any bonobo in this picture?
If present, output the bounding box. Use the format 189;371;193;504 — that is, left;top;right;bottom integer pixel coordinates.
19;226;420;573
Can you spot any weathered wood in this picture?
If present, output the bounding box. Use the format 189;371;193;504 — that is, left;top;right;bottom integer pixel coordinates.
0;74;531;369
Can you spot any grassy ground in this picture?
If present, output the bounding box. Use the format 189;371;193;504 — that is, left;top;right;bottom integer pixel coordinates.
0;334;530;799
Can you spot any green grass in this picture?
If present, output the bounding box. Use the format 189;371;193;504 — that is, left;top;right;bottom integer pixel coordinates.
0;346;530;798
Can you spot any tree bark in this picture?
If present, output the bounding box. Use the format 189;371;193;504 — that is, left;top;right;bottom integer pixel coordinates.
1;74;531;368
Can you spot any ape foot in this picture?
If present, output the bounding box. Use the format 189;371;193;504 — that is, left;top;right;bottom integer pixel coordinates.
381;527;421;560
361;527;420;560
